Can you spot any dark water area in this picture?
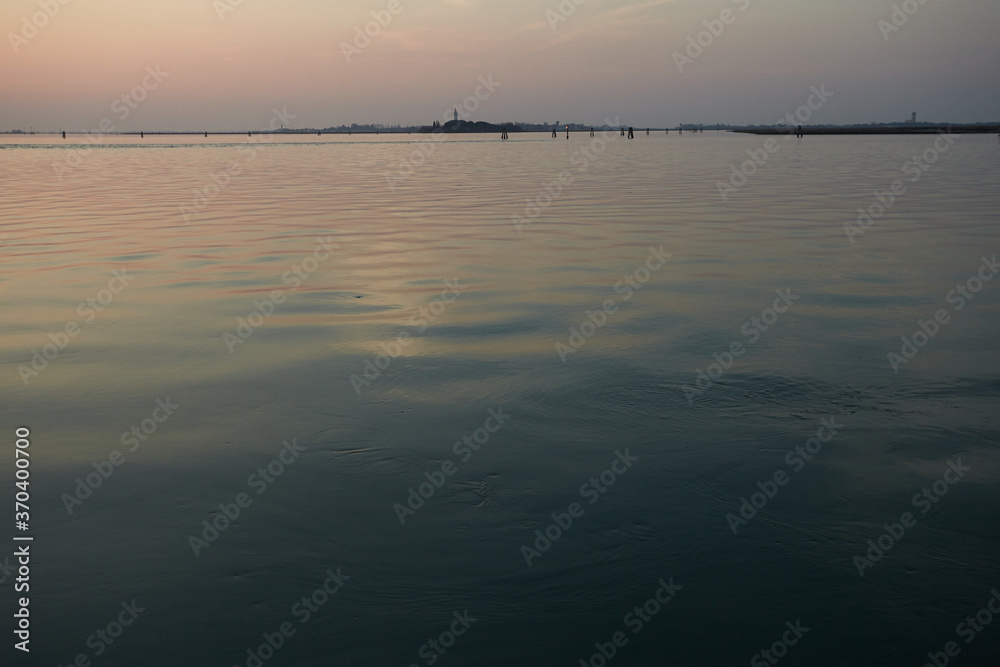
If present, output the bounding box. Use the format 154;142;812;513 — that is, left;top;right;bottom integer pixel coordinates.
1;133;998;666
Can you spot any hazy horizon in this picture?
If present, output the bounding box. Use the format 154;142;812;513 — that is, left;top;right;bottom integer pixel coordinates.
3;0;998;133
6;116;1000;135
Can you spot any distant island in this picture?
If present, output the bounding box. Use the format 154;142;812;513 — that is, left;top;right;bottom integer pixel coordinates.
268;120;601;134
418;119;519;133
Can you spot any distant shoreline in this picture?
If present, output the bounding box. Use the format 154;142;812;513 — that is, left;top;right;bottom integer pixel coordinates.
3;124;998;137
733;124;999;136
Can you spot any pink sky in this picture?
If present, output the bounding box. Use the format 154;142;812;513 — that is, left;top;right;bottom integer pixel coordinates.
2;0;998;131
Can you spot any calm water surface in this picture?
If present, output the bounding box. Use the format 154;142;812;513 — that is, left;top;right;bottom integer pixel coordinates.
1;132;998;666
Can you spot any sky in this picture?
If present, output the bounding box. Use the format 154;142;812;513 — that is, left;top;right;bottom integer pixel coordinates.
1;0;998;132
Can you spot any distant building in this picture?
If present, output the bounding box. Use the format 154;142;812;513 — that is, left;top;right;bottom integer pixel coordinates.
910;112;917;123
454;108;458;122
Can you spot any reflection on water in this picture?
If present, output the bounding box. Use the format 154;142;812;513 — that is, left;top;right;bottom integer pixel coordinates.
1;133;998;665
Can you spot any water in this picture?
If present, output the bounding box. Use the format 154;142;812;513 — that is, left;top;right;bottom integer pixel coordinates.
1;132;998;666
